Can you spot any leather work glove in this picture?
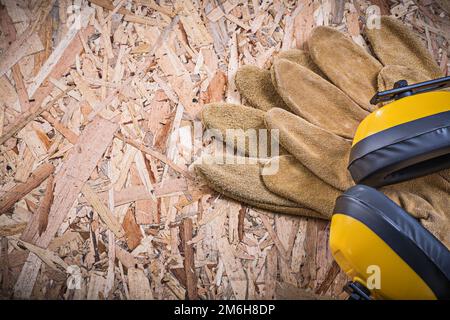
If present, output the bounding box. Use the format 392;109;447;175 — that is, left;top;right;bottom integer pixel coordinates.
195;17;450;247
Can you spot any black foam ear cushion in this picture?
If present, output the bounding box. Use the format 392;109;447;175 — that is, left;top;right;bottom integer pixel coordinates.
333;185;450;299
348;111;450;187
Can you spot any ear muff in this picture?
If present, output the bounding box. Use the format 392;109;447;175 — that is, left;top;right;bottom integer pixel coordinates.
330;185;450;300
348;88;450;187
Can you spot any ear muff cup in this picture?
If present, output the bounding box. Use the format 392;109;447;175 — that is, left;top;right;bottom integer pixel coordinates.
348;92;450;187
331;185;450;300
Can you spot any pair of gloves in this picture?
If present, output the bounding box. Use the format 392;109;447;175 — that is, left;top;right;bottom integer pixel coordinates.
195;17;449;249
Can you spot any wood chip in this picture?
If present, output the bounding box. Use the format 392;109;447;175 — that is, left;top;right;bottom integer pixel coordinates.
0;163;54;215
128;268;153;300
82;183;125;238
180;218;198;300
217;237;247;299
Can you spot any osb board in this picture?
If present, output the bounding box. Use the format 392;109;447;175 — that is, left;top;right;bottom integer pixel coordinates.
0;0;448;300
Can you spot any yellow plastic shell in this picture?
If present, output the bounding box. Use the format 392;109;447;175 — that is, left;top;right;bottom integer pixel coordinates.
329;214;437;300
352;91;450;146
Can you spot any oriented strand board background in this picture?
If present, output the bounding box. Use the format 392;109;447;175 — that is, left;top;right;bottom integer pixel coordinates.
0;0;448;300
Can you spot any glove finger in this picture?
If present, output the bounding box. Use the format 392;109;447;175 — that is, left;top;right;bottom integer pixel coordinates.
235;65;290;112
271;58;368;139
275;49;326;78
377;65;431;92
202;103;266;131
202;102;264;156
201;103;286;157
262;155;339;219
265;108;353;191
195;156;322;216
235;49;323;112
308;26;382;112
366;16;443;79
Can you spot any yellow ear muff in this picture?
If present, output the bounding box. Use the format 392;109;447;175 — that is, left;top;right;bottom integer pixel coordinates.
349;89;450;187
329;185;450;300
